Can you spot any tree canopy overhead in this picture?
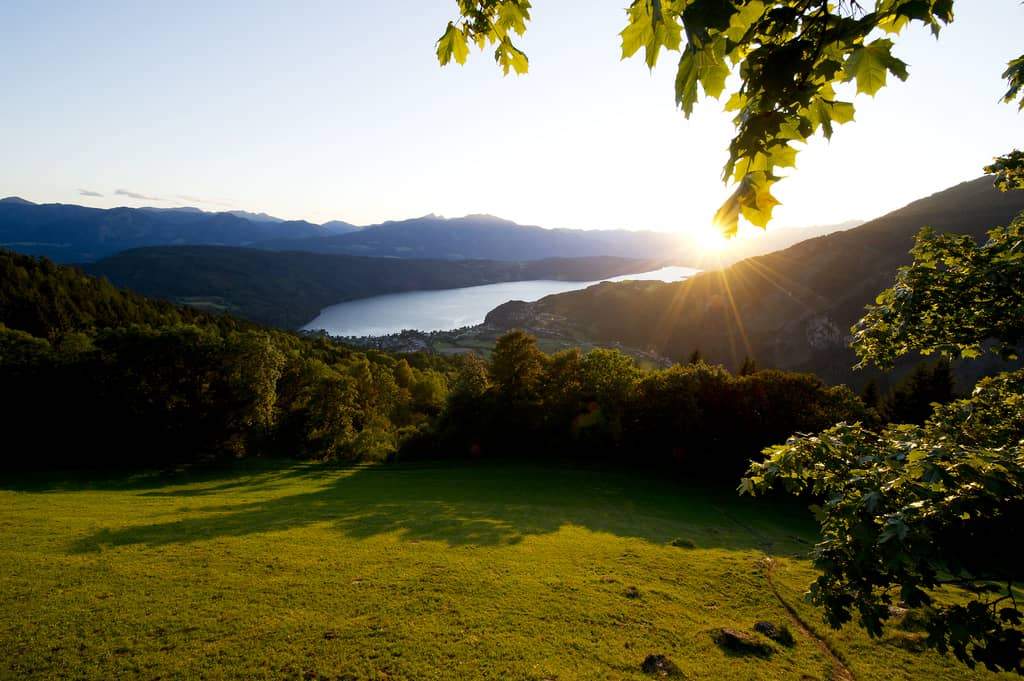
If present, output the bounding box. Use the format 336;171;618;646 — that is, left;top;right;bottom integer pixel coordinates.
436;1;1023;236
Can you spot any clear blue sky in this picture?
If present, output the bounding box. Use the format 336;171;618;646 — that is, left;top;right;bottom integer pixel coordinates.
1;1;1021;237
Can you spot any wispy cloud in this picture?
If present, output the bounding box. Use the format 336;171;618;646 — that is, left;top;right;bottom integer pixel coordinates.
115;189;163;202
176;193;234;208
79;189;104;197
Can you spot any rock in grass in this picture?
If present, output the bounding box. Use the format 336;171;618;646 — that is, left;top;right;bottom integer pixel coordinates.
669;538;696;549
893;606;933;633
753;621;795;647
624;585;642;599
641;654;683;677
711;628;773;657
887;632;928;653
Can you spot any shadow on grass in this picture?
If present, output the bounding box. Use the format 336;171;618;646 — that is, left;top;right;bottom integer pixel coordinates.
0;459;333;494
58;461;817;555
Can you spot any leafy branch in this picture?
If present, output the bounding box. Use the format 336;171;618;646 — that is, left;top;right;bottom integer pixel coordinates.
435;1;1019;236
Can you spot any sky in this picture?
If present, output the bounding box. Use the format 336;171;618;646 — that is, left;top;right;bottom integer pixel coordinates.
1;1;1022;238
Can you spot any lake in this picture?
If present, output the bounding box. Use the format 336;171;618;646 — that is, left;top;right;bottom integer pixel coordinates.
303;265;698;337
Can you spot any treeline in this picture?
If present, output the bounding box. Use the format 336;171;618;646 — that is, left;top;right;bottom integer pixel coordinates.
412;331;871;480
0;250;457;469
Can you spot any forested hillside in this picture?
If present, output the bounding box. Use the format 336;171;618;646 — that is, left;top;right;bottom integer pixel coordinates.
0;249;459;469
486;178;1024;387
84;247;657;328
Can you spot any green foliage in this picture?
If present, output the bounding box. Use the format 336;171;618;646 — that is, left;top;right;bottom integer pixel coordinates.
435;1;531;75
435;1;1024;236
1002;54;1024;111
744;371;1024;673
745;210;1024;672
986;149;1024;192
489;329;545;401
852;215;1024;368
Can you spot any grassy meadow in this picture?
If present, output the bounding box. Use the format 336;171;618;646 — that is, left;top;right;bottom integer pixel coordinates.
0;462;1011;680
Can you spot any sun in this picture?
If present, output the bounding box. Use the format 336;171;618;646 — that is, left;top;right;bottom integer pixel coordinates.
692;225;730;256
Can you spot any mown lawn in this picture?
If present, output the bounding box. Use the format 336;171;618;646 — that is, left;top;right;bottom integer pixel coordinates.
0;461;1012;680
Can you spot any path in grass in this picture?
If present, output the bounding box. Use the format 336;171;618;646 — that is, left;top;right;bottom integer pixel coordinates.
0;461;1013;680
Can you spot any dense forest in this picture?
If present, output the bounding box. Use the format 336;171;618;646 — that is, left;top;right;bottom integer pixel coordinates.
1;250;459;467
0;248;950;479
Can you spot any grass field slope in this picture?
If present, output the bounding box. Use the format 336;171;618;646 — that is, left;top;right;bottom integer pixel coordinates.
0;462;1012;680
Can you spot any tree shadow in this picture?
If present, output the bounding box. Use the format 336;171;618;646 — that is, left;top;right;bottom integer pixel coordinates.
0;459;335;494
65;462;817;555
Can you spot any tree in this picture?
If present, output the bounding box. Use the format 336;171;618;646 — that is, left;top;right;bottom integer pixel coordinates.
986;149;1024;192
489;330;545;401
860;378;881;411
743;209;1024;673
436;1;1023;236
451;352;490;402
853;218;1024;367
880;358;955;425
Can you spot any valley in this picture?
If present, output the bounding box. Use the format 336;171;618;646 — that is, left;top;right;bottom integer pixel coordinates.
5;2;1024;678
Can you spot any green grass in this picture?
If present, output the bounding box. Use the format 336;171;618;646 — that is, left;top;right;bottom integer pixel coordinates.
0;462;1013;680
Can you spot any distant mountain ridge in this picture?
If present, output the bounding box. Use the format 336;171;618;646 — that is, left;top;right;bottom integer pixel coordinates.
255;213;700;262
484;177;1024;386
1;196;867;267
0;199;359;262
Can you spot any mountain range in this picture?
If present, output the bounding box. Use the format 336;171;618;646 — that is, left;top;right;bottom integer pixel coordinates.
1;196;863;268
0;198;356;263
255;213;699;262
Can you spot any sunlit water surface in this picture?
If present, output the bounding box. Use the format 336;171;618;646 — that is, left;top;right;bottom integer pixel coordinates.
303;265;697;337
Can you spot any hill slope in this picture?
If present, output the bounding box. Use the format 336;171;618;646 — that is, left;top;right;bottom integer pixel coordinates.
0;248;232;338
85;246;657;328
485;177;1024;384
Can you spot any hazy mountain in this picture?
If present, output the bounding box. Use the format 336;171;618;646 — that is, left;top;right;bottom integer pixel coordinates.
0;200;350;262
225;210;284;223
321;220;361;235
1;195;857;266
485;177;1024;387
85;246;658;329
257;213;699;262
